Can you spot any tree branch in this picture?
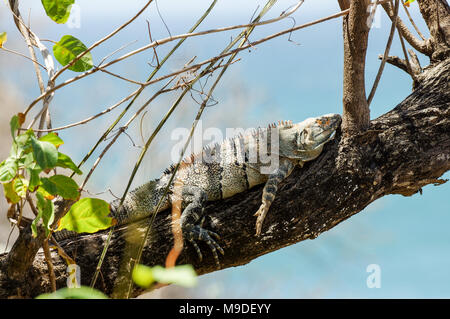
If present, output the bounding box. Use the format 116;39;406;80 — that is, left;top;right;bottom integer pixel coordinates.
1;57;449;299
382;1;433;57
341;0;371;134
417;0;450;61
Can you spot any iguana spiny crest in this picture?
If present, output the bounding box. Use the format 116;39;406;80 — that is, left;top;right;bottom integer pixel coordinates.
108;113;341;266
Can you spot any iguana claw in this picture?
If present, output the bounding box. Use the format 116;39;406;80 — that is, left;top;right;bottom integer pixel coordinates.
185;225;224;268
254;204;269;236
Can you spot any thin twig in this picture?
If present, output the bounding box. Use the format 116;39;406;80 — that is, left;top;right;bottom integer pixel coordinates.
9;0;55;133
98;40;138;67
50;236;76;265
397;17;417;83
381;1;431;55
147;20;160;68
125;0;280;298
43;239;56;292
51;0;154;81
24;0;304;115
367;0;399;106
155;0;172;37
98;68;146;85
401;0;426;41
79;79;173;190
75;0;220;183
25;87;142;133
0;47;48;70
379;54;409;73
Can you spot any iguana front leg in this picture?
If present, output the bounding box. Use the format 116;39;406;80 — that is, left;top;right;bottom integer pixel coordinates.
254;158;296;236
180;185;224;267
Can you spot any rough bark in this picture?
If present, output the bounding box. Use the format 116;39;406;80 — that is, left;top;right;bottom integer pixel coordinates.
342;0;371;134
4;197;75;281
0;57;449;299
417;0;450;61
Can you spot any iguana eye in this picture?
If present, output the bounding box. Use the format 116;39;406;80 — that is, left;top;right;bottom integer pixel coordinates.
302;129;308;138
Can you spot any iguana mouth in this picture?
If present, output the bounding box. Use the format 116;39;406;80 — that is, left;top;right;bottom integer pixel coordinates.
312;116;341;140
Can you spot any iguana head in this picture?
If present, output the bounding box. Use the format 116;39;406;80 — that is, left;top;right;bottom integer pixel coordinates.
278;113;341;161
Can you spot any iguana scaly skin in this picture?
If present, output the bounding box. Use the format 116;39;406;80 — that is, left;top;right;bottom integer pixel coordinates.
107;113;341;266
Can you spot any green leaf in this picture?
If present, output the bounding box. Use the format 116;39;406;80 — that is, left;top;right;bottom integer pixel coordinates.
152;265;197;287
13;176;28;198
37;185;55;200
14;130;36;160
36;286;108;299
38;192;55;235
3;180;21;204
31;136;58;169
10;115;19;138
41;175;79;200
41;0;74;24
39;132;64;148
15;129;35;147
132;264;197;288
32;192;55;237
0;32;6;48
27;168;41;192
58;198;112;233
31;212;41;238
132;264;155;288
9;143;21;161
21;153;35;169
0;159;18;183
53;35;93;72
56;152;82;174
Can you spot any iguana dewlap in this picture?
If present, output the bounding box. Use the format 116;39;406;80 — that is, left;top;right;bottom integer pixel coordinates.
109;113;341;266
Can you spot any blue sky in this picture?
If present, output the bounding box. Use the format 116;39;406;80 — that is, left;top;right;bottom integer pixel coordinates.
0;0;449;298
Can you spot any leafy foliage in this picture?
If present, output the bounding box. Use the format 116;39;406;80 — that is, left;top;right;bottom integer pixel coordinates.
41;0;75;24
56;152;82;174
132;264;198;288
41;175;79;200
58;197;113;233
31;136;58;170
53;35;93;72
1;115;113;239
31;192;55;237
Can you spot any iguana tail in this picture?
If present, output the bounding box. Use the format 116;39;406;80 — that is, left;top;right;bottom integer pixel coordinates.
109;178;171;225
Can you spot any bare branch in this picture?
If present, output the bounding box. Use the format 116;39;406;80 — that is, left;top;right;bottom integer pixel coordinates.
26;88;143;133
416;0;450;61
408;48;422;74
51;0;154;81
401;0;427;41
28;3;357;118
1;58;448;298
42;239;56;292
0;47;48;71
397;21;418;83
341;0;372;134
382;1;433;56
73;0;220;179
367;0;399;106
378;54;409;73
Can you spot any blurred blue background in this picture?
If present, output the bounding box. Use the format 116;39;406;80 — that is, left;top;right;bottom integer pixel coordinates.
0;0;448;298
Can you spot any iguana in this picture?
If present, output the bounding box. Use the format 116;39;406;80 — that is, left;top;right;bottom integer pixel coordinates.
104;113;341;265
